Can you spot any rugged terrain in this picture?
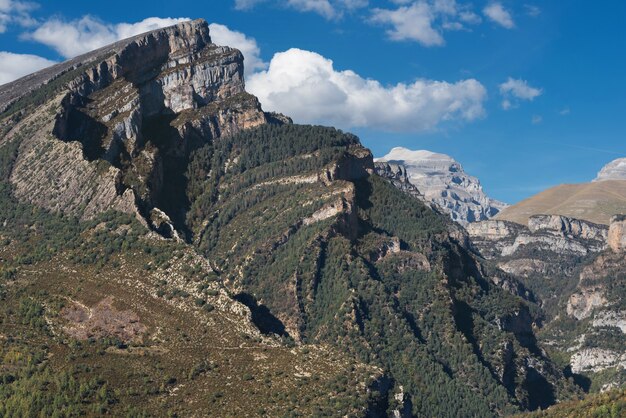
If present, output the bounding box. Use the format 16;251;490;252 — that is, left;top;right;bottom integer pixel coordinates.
375;147;508;225
0;18;612;417
468;212;626;394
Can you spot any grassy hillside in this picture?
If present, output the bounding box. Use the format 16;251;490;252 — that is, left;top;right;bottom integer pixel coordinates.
496;181;626;225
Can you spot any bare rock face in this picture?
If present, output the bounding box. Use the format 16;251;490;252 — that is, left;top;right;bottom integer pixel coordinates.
373;161;425;202
466;219;526;259
528;215;608;242
0;19;269;233
608;214;626;252
375;147;507;225
570;348;626;374
468;215;607;261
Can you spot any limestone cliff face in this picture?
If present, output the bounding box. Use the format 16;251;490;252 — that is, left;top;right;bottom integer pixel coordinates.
373;161;426;202
468;215;607;263
470;212;626;383
375;147;507;225
608;214;626;252
0;19;270;231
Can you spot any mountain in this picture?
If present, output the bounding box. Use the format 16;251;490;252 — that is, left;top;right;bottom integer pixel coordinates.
0;19;586;417
468;213;626;394
496;181;626;226
497;157;626;226
375;147;508;225
594;158;626;181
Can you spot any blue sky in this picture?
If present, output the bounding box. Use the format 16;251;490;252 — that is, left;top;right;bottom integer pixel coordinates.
0;0;624;203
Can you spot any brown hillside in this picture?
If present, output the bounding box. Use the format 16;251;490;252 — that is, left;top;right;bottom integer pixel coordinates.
496;180;626;225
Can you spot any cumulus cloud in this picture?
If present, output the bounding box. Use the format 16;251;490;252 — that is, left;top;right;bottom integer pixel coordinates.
234;0;266;10
247;48;486;132
483;2;514;29
26;16;190;58
371;0;481;46
371;2;443;46
499;77;542;109
0;0;37;32
208;23;267;77
0;51;56;85
233;0;367;19
287;0;336;19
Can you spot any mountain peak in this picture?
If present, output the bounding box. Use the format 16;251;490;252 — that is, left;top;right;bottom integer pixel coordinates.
376;147;507;225
594;157;626;182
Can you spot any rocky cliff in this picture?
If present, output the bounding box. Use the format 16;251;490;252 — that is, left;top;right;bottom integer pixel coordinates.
373;161;426;202
375;147;507;225
469;212;626;391
0;19;271;235
608;214;626;252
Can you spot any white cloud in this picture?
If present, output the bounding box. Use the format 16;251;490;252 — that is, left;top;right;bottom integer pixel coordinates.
27;16;190;58
559;107;570;115
499;77;542;100
371;0;481;46
208;23;267;77
371;2;443;46
0;0;37;33
524;4;541;17
247;48;486;132
483;2;514;29
287;0;336;19
234;0;266;10
531;114;542;124
0;51;56;85
499;77;542;109
233;0;367;18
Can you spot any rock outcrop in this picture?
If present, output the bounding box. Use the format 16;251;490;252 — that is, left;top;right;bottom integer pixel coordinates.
375;147;507;225
373;161;425;202
0;19;270;234
468;215;608;261
608;214;626;252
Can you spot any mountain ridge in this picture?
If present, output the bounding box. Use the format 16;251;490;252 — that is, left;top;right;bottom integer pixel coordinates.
0;18;589;417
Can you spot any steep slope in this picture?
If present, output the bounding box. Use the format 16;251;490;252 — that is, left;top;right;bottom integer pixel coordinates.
375;147;507;225
0;19;583;417
469;214;626;393
182;124;580;416
496;181;626;226
0;19;268;236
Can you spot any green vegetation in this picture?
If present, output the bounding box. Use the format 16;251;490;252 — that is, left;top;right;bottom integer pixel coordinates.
522;388;625;418
180;124;580;416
